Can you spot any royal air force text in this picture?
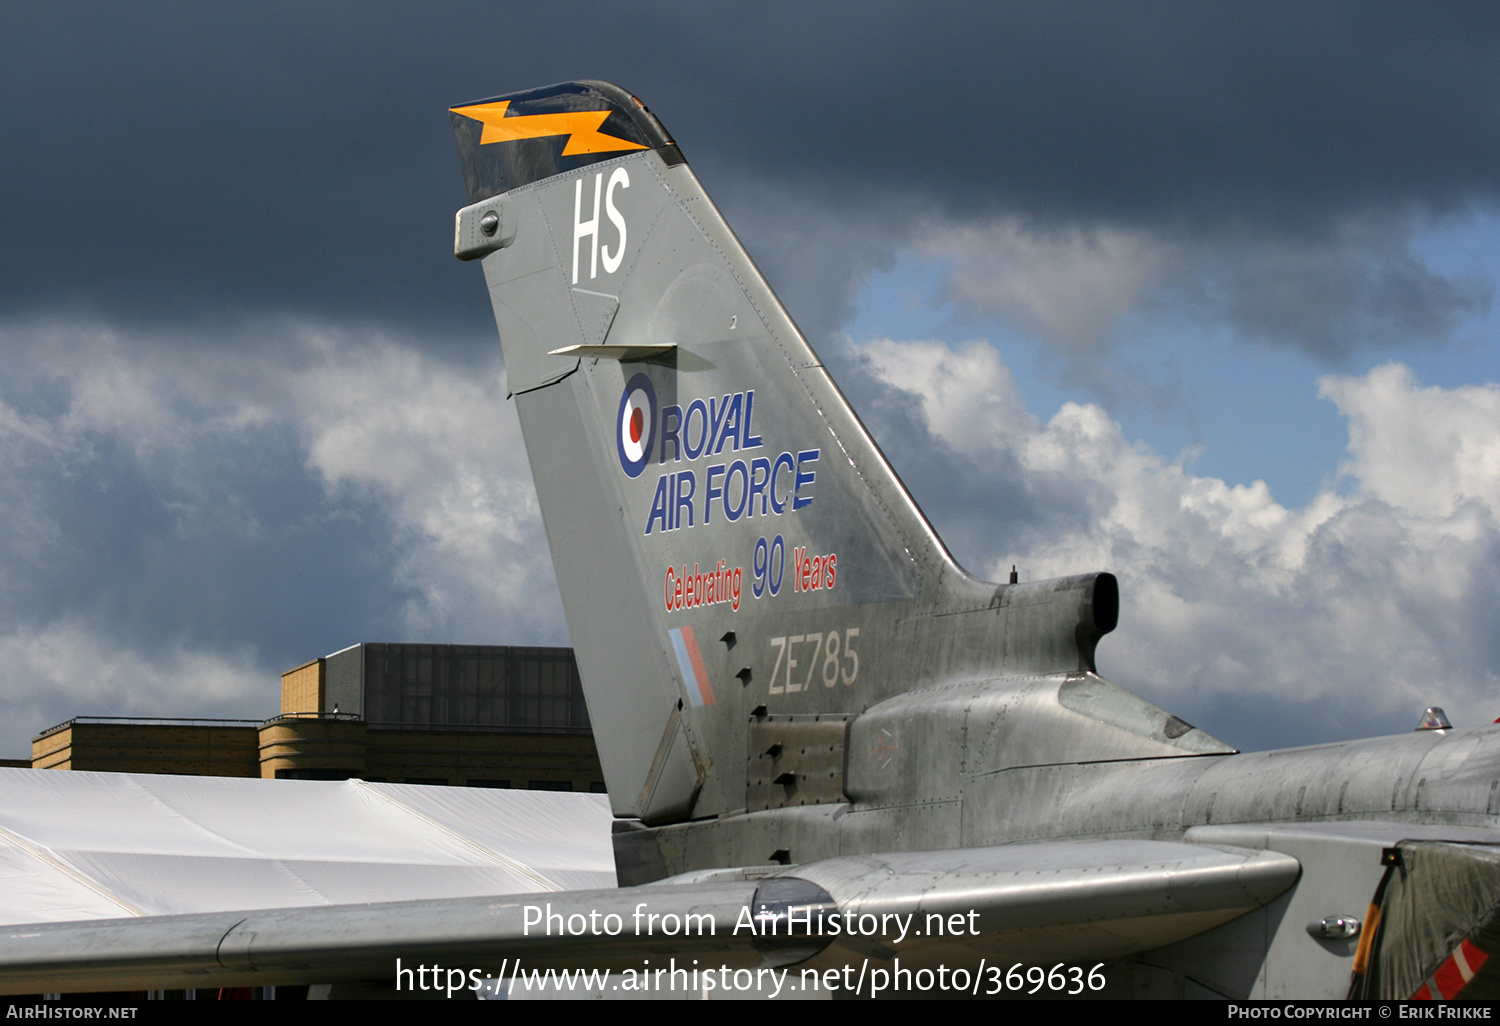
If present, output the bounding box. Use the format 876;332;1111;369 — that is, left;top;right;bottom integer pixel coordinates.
572;172;823;537
640;389;819;538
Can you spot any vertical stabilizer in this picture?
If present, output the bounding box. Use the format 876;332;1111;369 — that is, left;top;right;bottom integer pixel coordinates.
453;82;1118;824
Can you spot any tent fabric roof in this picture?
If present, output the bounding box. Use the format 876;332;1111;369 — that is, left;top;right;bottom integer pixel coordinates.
0;768;614;926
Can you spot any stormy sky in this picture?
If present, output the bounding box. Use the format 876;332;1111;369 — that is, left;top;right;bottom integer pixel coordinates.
1;2;1497;756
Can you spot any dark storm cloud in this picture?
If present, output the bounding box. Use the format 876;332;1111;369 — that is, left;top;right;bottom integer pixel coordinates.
0;3;599;335
1211;222;1493;359
632;2;1500;229
0;331;408;662
2;2;1495;339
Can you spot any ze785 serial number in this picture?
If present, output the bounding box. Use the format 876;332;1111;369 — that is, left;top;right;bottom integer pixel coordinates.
768;629;859;693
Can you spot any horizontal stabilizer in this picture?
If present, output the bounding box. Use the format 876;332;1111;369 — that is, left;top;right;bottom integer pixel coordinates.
783;840;1299;968
0;840;1296;993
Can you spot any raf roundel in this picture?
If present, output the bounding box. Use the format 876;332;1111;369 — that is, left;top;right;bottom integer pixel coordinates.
616;373;656;478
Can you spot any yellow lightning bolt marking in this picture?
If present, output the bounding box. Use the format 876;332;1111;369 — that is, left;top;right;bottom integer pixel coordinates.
450;101;648;156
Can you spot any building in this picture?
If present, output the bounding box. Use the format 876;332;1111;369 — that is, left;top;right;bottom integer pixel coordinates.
31;644;606;792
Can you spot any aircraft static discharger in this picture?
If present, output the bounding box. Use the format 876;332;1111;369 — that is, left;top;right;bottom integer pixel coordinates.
2;81;1498;1000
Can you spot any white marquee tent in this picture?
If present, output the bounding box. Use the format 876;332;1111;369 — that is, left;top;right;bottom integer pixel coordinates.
0;768;615;926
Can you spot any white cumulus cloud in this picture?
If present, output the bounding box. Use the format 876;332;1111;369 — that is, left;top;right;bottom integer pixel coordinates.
855;337;1500;748
287;329;561;642
0;318;564;756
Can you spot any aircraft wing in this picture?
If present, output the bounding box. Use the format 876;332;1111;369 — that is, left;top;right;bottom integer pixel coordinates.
0;839;1296;994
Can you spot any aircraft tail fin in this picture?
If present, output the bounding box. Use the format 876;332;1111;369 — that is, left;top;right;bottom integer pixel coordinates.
452;82;1135;825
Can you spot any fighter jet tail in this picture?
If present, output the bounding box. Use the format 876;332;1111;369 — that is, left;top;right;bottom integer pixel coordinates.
451;82;1212;829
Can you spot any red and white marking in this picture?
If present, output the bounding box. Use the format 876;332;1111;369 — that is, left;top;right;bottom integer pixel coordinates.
620;387;651;464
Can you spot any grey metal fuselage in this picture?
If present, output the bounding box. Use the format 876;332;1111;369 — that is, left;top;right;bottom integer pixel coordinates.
619;704;1500;878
